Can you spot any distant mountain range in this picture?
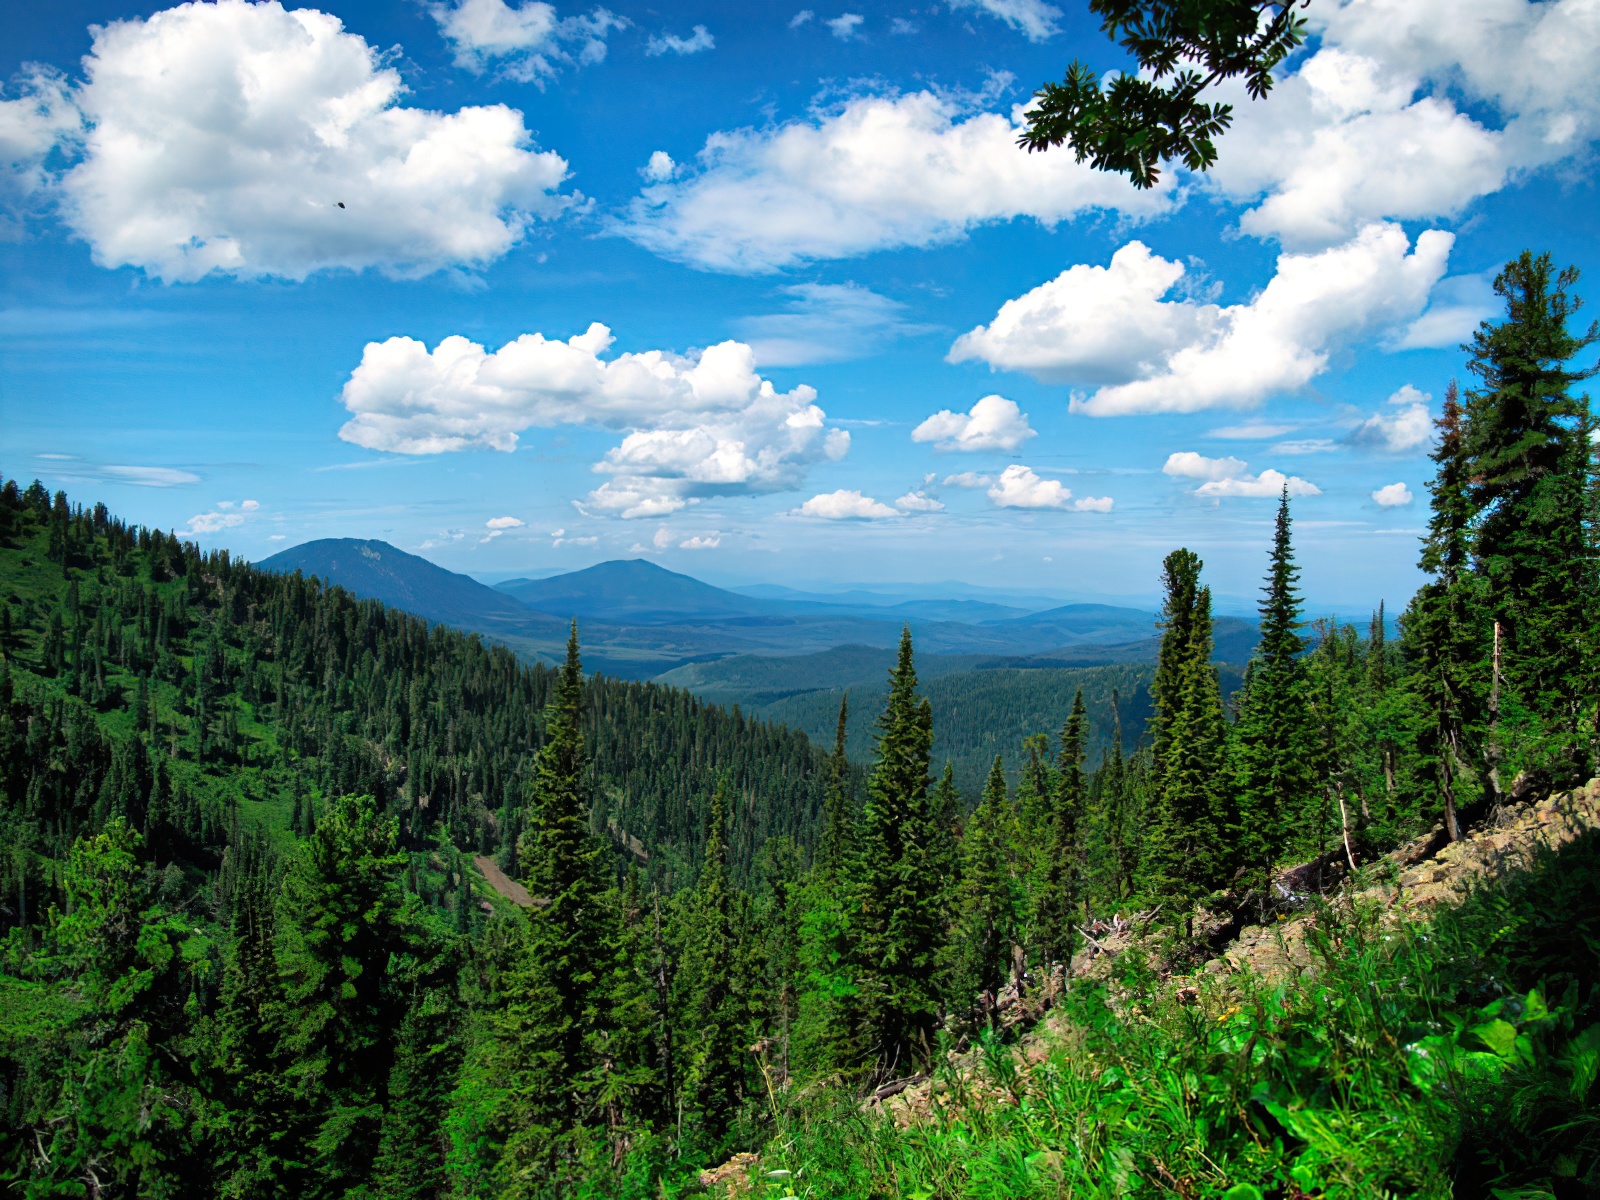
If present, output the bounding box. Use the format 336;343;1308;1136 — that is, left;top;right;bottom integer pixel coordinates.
256;540;1260;684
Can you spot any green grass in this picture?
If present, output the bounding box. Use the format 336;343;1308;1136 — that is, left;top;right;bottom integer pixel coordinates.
693;830;1600;1199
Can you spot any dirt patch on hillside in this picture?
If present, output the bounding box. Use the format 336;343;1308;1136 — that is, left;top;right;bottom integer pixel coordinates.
473;855;537;907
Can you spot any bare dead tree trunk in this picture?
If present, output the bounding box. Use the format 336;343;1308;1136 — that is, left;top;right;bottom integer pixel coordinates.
1334;784;1358;872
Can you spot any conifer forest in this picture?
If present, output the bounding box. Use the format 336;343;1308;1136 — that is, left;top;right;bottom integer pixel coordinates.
4;248;1599;1197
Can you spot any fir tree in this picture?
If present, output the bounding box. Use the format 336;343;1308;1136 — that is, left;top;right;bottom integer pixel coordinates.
1150;549;1202;798
949;756;1014;1024
815;696;854;877
1405;382;1480;840
1232;489;1318;900
1145;581;1229;915
498;622;611;1170
1036;690;1087;968
1462;251;1598;783
272;794;421;1196
853;626;942;1077
676;779;744;1152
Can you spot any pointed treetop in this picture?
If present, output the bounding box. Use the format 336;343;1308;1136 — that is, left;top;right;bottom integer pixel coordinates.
1258;486;1303;665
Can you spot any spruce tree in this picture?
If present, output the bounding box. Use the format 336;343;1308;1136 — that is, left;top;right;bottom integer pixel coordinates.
853;626;942;1077
1150;549;1202;798
1232;488;1318;900
1144;581;1229;914
1406;382;1481;839
676;779;744;1152
1036;690;1087;968
949;756;1014;1023
498;622;611;1169
815;696;854;877
1462;252;1598;782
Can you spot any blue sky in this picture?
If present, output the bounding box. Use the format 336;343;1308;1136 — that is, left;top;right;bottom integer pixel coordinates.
3;0;1597;613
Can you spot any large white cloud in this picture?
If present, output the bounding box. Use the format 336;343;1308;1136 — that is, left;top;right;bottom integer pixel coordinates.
339;323;848;518
430;0;624;81
988;464;1111;511
612;88;1174;273
1206;0;1600;248
1209;50;1509;248
911;394;1035;452
948;242;1214;385
955;223;1451;416
56;0;573;282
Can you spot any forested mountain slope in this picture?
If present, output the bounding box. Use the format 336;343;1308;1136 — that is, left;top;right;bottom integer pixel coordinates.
0;482;833;904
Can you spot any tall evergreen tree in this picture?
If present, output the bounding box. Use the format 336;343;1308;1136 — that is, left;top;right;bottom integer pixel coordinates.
1405;382;1479;840
1150;549;1202;799
272;794;423;1196
1036;691;1087;968
815;696;854;877
949;756;1014;1024
498;622;611;1173
1462;251;1599;783
1144;580;1229;915
676;778;744;1152
1232;489;1318;898
853;627;942;1077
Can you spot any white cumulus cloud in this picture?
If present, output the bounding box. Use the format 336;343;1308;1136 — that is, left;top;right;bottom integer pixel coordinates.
1205;0;1600;249
1372;482;1414;507
911;394;1034;452
430;0;624;80
1163;452;1248;481
647;25;714;56
613;88;1173;273
894;490;945;512
486;514;525;528
180;499;263;536
679;532;722;548
1350;384;1435;453
1197;469;1321;499
948;241;1213;385
795;489;899;519
987;464;1109;511
1167;452;1320;498
955;224;1451;416
338;323;848;518
947;0;1062;41
52;0;574;282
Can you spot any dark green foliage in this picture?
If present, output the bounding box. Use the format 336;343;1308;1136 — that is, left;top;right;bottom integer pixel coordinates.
1232;490;1319;892
1019;0;1306;187
674;779;746;1152
1143;552;1230;908
496;627;614;1168
948;756;1016;1025
1035;691;1086;967
854;627;944;1076
1461;252;1599;785
814;696;854;877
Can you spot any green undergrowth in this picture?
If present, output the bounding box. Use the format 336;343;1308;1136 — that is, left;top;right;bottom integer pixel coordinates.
718;828;1600;1199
